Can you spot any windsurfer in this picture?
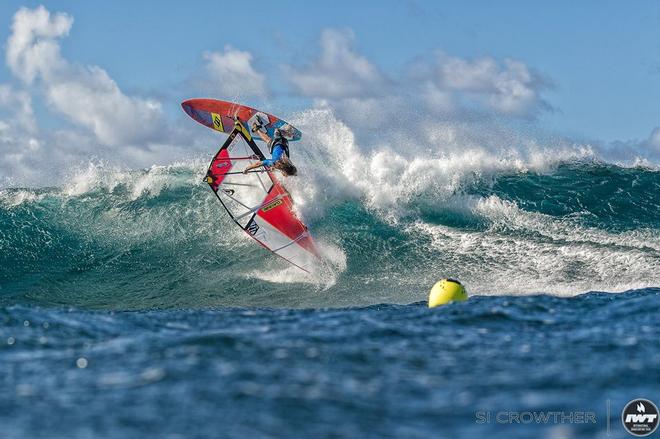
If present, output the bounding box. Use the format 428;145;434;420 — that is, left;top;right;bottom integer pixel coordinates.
243;123;298;176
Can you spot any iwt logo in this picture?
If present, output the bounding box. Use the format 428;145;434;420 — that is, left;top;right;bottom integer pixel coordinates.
622;399;659;437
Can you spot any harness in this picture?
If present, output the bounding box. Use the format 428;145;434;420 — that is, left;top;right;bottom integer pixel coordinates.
269;131;290;159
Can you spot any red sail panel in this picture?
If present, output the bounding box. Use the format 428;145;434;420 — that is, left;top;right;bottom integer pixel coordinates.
206;148;233;191
257;178;319;256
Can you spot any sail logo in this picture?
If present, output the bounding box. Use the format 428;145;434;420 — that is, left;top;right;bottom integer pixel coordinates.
262;199;283;212
622;399;659;436
246;220;268;242
211;112;223;131
246;221;259;236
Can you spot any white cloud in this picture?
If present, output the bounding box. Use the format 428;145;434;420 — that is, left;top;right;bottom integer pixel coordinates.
285;29;387;99
0;84;36;133
202;46;267;98
416;80;456;115
5;6;164;147
6;6;72;83
45;66;164;146
434;54;549;116
0;6;196;186
286;29;549;128
0;84;40;183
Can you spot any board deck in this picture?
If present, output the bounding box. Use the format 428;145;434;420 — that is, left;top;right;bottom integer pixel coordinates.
181;98;302;142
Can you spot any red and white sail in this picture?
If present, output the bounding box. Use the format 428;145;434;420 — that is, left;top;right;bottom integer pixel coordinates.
205;124;319;273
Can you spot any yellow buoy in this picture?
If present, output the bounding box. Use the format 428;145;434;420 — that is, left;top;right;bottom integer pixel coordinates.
428;278;468;308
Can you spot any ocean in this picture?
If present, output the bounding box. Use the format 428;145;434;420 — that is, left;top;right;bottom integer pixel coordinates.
1;154;659;437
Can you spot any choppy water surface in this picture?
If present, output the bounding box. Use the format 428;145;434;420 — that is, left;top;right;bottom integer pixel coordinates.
1;291;658;438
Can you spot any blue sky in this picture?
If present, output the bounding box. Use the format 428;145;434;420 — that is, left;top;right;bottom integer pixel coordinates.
1;1;659;182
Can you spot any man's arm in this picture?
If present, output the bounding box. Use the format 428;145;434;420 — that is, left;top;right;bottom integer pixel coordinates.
243;161;264;173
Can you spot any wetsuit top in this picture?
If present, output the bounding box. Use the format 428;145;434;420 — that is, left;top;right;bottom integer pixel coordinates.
262;145;285;167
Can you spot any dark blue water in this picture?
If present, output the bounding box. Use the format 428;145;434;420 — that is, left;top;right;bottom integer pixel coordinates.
1;161;659;438
1;291;658;438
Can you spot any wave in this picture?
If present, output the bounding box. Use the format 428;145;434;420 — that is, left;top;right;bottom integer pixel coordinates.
1;107;659;308
1;147;658;309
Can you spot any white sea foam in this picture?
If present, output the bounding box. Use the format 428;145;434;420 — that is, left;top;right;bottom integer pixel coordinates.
409;195;660;296
59;159;208;199
246;239;347;289
0;189;41;206
286;106;597;221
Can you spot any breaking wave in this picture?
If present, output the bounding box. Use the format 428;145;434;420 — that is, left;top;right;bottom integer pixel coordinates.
1;109;659;309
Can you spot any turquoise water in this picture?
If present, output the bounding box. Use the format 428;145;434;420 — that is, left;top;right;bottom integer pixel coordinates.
1;160;659;437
